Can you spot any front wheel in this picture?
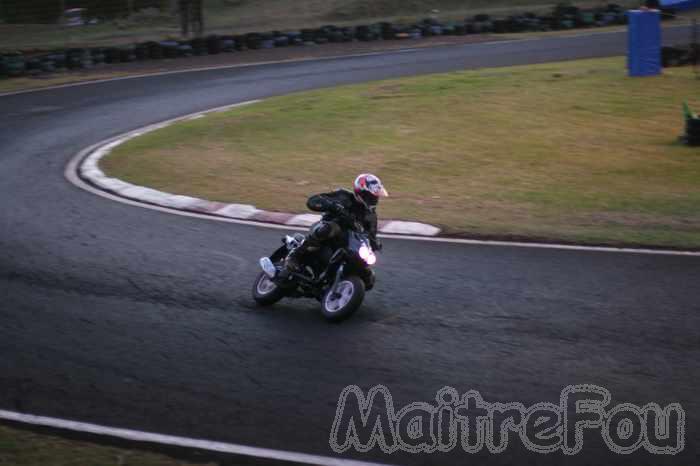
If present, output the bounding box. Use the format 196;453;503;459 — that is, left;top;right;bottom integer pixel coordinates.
321;275;365;322
252;272;285;306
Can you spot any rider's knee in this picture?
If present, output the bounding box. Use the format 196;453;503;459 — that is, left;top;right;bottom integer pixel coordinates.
310;221;337;242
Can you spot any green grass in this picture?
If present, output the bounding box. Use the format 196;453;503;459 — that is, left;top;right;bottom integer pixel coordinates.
0;424;215;466
101;57;700;248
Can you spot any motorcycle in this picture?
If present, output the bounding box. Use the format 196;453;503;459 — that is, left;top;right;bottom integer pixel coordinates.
252;227;377;322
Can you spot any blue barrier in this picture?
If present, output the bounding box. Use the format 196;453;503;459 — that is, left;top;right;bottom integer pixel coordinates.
627;10;661;77
660;0;700;11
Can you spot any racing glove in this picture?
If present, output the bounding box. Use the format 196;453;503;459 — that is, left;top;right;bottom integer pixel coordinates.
329;202;346;215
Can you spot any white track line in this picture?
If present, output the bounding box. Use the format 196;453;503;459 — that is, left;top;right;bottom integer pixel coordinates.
371;234;700;256
0;409;396;466
63;89;700;258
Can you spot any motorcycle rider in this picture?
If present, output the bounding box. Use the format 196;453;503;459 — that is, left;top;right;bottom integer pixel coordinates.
284;173;388;274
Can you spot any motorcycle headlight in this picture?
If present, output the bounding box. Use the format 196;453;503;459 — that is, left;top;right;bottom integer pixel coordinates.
358;245;377;265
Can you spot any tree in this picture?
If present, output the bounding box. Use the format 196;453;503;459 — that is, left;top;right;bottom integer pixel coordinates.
178;0;203;37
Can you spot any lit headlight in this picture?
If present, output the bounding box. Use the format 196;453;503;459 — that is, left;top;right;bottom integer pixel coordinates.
358;245;377;265
365;253;377;265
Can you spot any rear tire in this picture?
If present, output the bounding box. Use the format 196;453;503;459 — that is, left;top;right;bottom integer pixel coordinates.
252;272;285;306
321;275;365;322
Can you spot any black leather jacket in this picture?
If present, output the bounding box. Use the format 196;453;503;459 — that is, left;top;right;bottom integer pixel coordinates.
307;189;380;248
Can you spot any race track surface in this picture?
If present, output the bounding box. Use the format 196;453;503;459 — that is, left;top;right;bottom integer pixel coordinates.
1;28;698;465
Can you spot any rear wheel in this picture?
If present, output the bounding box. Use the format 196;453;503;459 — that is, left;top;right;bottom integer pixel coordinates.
252;272;285;306
321;275;365;322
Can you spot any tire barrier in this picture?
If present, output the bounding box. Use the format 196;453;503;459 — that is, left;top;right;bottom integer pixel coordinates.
104;47;119;64
146;42;164;60
220;36;237;52
3;52;26;77
134;43;149;61
49;52;67;71
0;4;681;81
662;44;699;67
25;57;43;76
245;33;263;50
273;34;289;47
260;32;276;49
91;48;106;66
205;35;222;54
188;37;207;56
66;48;93;69
285;31;303;46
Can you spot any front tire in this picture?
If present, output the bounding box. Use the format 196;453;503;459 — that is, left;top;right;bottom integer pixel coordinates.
252;272;285;306
321;275;365;322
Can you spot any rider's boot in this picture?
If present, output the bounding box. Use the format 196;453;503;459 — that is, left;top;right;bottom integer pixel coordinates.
279;243;309;278
284;248;304;273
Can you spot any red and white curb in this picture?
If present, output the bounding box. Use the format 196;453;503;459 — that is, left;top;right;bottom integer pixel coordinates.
76;100;442;237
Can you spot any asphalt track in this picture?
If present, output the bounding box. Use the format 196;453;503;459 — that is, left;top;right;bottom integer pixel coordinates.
1;28;699;465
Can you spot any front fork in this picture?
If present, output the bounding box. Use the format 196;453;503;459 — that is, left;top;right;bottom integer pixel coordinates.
329;264;345;297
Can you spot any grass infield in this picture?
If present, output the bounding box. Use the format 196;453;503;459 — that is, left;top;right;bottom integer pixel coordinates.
101;57;700;248
0;424;211;466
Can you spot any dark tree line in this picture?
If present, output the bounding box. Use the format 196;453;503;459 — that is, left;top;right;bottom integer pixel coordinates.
178;0;203;37
1;0;164;23
1;0;202;34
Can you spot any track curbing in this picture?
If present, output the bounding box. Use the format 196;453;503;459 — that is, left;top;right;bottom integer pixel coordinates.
74;99;443;237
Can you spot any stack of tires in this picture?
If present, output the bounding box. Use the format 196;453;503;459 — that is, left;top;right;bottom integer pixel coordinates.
220;36;237;52
160;41;180;58
1;52;26;77
103;47;119;63
90;48;106;66
452;23;467;35
417;18;443;36
50;52;67;71
272;33;289;47
24;57;42;75
66;49;93;69
319;25;353;43
662;44;698;67
120;46;137;62
35;55;57;73
379;22;398;40
492;19;510;33
259;32;276;48
300;28;317;45
145;42;164;59
355;25;380;41
284;31;304;46
25;55;58;75
470;15;494;33
244;32;263;49
188;37;207;55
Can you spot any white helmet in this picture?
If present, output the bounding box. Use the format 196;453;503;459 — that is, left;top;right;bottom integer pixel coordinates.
353;173;388;209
